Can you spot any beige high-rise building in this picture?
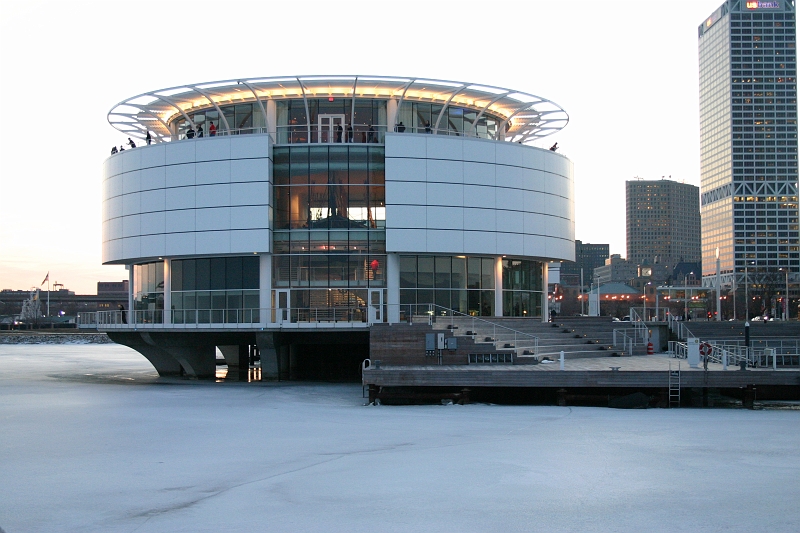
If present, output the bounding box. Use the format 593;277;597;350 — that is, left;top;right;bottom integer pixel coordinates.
626;178;701;275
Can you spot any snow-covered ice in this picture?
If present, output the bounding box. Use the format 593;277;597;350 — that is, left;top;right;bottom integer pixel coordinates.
1;344;799;533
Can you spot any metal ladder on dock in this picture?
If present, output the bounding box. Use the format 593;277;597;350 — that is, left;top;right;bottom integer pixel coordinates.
668;362;681;408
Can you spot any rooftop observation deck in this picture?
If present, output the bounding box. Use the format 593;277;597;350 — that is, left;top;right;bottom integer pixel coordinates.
108;75;569;145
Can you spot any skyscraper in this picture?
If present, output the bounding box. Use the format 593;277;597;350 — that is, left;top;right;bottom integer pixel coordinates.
698;1;798;287
626;178;701;275
560;240;609;286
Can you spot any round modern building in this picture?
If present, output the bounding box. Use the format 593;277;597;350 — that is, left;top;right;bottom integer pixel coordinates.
98;75;575;379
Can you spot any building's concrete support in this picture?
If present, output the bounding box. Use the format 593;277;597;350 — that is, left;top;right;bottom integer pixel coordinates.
542;263;549;323
108;332;183;377
218;344;249;368
495;256;503;317
163;260;172;325
386;252;400;323
164;345;216;379
256;332;280;380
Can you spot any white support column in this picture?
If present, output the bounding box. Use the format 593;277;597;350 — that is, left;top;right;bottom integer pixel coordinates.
387;99;398;133
494;256;503;317
127;265;134;321
259;254;271;325
266;99;277;143
163;259;171;325
542;262;549;323
386;253;400;324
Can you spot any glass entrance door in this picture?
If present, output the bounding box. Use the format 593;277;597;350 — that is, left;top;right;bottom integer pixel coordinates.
368;289;383;324
318;114;345;143
273;289;290;324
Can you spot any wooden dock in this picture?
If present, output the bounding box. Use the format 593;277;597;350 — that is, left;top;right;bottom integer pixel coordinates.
362;355;800;404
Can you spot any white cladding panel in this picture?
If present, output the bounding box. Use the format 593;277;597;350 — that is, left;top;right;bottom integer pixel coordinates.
102;135;272;264
385;133;574;261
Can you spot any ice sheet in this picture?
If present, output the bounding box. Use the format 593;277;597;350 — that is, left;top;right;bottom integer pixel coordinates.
1;345;798;533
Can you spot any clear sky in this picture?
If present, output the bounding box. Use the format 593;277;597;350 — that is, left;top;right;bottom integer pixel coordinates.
0;0;729;294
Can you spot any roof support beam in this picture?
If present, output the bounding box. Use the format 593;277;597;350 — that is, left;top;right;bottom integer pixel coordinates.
393;79;416;129
148;93;196;134
238;80;269;134
188;85;231;133
297;77;311;141
433;84;468;134
467;91;511;137
498;101;536;141
350;77;358;127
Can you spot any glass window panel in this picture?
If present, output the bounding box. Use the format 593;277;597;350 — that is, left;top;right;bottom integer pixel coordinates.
400;256;417;288
400;289;416;305
273;256;290;286
196;291;210;311
475;289;492;317
226;290;242;310
274;148;289;185
329;255;348;286
309;255;328;286
172;260;183;291
452;256;466;289
435;256;450;288
226;257;243;289
368;256;385;286
435;289;450;309
330;183;348;222
155;262;164;292
467;258;481;289
482;258;495;289
418;256;434;288
210;258;226;290
275;186;291;229
147;263;155;293
349;255;367;285
242;256;259;289
183;260;196;290
195;260;210;291
329;146;348;186
292;255;310;286
290;186;311;229
452;289;468;314
417;289;433;306
290;146;309;185
243;290;259;309
349;147;368;185
468;290;481;316
308;185;327;228
235;104;253;130
369;147;385;185
309;146;328;185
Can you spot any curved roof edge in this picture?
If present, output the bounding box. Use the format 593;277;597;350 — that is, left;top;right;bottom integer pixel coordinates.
108;75;568;145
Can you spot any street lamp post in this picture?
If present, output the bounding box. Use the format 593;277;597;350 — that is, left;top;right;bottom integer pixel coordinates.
716;248;721;321
780;268;789;321
684;272;693;321
744;261;755;322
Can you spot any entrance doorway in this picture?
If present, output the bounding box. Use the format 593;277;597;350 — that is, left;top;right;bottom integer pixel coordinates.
318;114;345;143
273;289;290;324
368;289;383;324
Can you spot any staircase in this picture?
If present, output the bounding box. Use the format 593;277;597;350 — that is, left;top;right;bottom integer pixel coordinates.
428;314;643;360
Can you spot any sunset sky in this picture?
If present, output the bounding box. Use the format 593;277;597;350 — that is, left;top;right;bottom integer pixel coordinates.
0;0;735;294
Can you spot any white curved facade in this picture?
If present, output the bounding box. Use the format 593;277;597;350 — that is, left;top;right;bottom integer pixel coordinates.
102;135;272;263
385;134;573;259
100;75;574;328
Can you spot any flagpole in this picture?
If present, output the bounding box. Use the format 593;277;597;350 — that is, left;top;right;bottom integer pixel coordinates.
47;276;50;317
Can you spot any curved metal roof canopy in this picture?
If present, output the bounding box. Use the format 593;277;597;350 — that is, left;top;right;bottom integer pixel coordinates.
108;75;569;144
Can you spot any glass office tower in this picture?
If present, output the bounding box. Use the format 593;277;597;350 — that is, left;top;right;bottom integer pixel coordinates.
698;1;798;287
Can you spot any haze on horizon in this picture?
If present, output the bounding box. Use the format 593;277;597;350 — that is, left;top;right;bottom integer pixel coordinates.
0;0;732;294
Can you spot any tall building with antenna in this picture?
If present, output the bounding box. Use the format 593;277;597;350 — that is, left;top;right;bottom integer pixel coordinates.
698;0;798;289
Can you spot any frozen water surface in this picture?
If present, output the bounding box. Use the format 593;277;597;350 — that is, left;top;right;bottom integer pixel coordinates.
1;344;798;533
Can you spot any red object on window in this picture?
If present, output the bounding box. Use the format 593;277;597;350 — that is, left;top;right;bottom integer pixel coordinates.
370;259;379;272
